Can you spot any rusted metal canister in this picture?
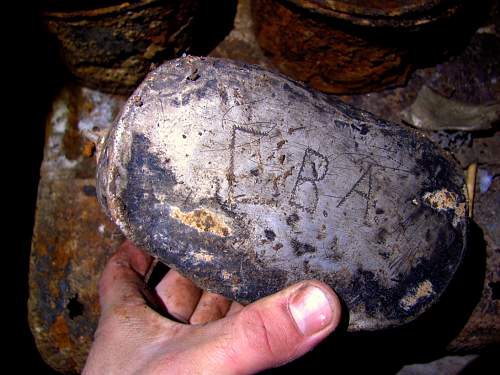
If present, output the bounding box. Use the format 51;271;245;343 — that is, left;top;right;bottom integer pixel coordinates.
44;0;201;94
252;0;465;94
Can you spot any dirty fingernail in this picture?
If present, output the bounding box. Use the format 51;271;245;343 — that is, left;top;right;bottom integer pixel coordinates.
289;285;333;336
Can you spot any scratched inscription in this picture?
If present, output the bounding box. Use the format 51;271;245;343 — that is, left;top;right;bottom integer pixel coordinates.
222;102;401;223
216;100;425;279
223;101;279;209
185;88;427;285
336;164;373;220
289;148;329;214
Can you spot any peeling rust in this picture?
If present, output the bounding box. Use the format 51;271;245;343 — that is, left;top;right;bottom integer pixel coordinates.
29;87;125;373
252;0;467;94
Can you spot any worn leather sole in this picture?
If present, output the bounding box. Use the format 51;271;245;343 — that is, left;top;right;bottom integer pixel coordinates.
97;56;467;331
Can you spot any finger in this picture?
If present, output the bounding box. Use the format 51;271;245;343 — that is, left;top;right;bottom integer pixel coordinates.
203;281;342;374
99;240;153;313
226;301;244;316
155;270;202;323
113;240;153;276
189;292;231;325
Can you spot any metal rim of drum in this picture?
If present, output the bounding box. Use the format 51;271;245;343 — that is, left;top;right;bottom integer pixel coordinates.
43;0;199;95
252;0;468;93
286;0;464;28
43;0;162;18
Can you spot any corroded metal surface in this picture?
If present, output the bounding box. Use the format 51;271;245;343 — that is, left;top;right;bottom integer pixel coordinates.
97;56;467;331
44;0;200;94
289;0;464;26
252;0;412;94
252;0;466;94
28;87;125;373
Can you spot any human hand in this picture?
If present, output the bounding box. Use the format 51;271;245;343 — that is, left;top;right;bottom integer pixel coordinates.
83;241;342;374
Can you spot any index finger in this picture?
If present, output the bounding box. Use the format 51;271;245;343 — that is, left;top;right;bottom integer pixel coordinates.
99;240;153;313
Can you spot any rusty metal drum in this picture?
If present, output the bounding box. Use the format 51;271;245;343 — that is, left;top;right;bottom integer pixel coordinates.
43;0;201;94
252;0;466;94
97;56;467;331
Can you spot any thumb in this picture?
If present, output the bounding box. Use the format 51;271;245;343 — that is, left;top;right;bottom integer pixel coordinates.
211;281;342;374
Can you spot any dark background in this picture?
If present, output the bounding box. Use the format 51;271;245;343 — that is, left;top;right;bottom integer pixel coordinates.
7;4;62;373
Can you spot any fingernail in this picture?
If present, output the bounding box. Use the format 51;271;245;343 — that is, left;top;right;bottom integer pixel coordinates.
289;285;333;336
